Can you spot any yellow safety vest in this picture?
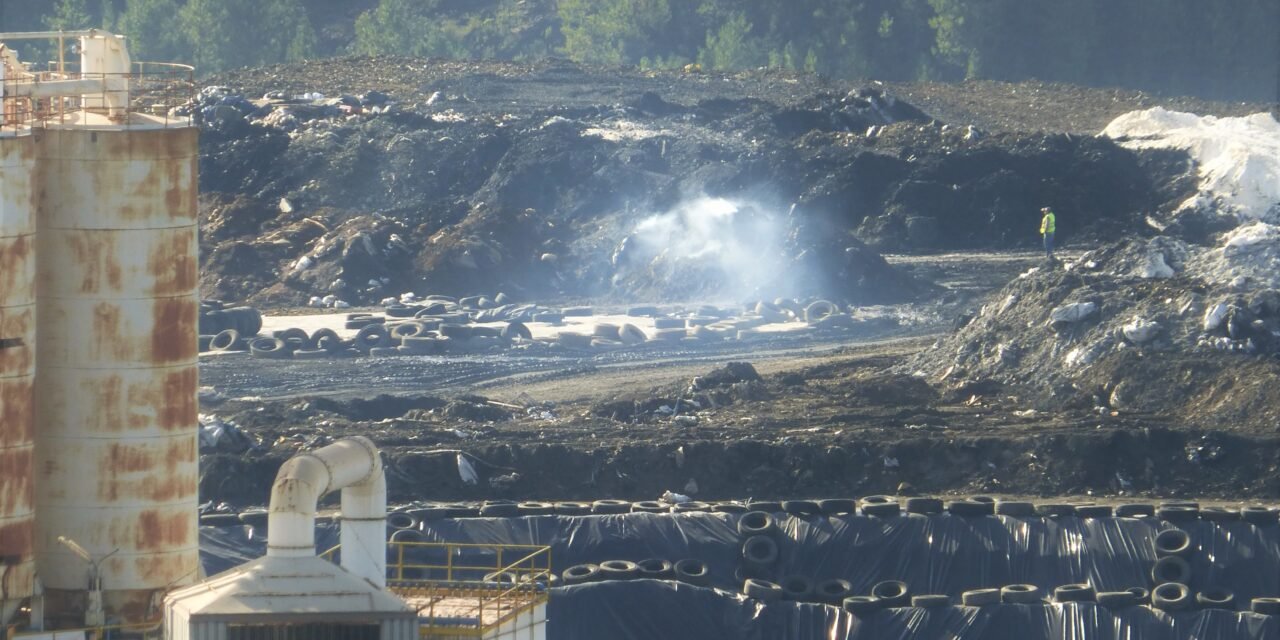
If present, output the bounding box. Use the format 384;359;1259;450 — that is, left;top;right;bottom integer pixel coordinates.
1041;212;1056;235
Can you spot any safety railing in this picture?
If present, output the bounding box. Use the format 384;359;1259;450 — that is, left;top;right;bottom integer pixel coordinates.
0;61;195;132
12;619;163;640
320;540;551;637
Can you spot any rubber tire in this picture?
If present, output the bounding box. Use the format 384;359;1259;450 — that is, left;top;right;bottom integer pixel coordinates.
961;588;1001;606
995;501;1036;517
1054;583;1096;603
502;321;532;340
1127;587;1151;605
1001;584;1042;604
517;502;555;516
1196;587;1235;610
355;324;392;351
210;329;245;351
863;501;901;517
738;511;777;537
843;596;881;616
804;300;839;323
782;500;821;516
387;512;417;530
1076;505;1114;518
1242;506;1280;525
744;579;783;602
389;528;425;544
637;558;673;579
1200;506;1239;522
949;500;994;517
780;575;813;601
1152;556;1192;584
1252;598;1280;615
199;513;242;527
390;322;429;339
591;499;631;515
598;560;639;581
272;327;310;349
554;501;592;516
818;498;858;515
816;579;853;603
249;337;291;359
673;559;709;586
1115;503;1155;518
1096;591;1139;608
871;580;911;607
1158;505;1201;522
1155;528;1192;557
306;328;340;349
747;501;782;513
1036;503;1075;517
479;502;519;518
198;334;215;352
862;495;895;505
618;323;647;345
345;316;384;330
712;502;748;514
1151;582;1192;612
631;501;669;514
562;564;600;585
912;595;952;608
672;501;712;513
905;497;944;514
742;536;779;567
653;317;684;329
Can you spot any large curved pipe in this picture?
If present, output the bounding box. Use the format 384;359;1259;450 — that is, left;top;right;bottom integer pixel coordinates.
266;436;387;588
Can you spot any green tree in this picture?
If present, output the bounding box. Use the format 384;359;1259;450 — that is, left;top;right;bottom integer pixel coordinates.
698;12;765;70
558;0;674;65
117;0;183;63
180;0;315;72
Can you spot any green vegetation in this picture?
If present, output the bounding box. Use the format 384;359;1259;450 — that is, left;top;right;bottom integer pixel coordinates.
0;0;1274;102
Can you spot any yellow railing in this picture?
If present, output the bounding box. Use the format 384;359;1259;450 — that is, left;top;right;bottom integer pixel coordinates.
322;540;551;637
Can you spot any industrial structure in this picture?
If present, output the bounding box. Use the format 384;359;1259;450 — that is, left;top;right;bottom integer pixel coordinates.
0;30;547;640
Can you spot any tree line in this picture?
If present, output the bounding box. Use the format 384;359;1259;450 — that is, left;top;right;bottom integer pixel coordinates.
1;0;1276;102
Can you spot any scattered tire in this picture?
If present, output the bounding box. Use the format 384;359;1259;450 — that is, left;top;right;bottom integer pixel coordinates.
517;502;555;516
562;306;593;317
649;328;685;342
1242;506;1280;525
863;501;901;517
948;500;993;517
712;501;748;514
390;322;429;339
631;501;668;514
637;558;674;579
599;560;639;581
1075;505;1114;518
912;595;952;608
272;327;310;350
354;324;392;351
617;323;647;345
780;576;813;601
994;501;1036;517
307;328;341;350
556;332;592;349
905;497;944;515
198;334;214;352
591;499;631;515
1199;506;1239;522
1151;556;1192;584
653;317;685;329
742;536;779;568
210;329;245;352
385;304;418;318
782;500;821;517
387;512;417;530
804;300;839;323
871;580;911;607
1196;587;1235;610
627;305;659;317
443;504;478;518
409;506;450;521
501;321;532;340
1127;587;1151;605
1096;591;1139;608
592;323;621;340
754;301;787;323
345;316;385;330
483;570;519;585
744;578;784;602
1252;598;1280;615
672;501;712;513
198;513;242;527
1115;503;1155;518
969;495;997;504
226;306;263;336
1001;584;1042;604
439;324;472;340
738;511;777;537
479;502;519;518
843;596;881;616
470;326;502;339
238;510;269;528
399;336;439;354
816;579;853;603
554;501;592;516
389;528;426;544
1158;504;1201;522
862;495;895;506
562;564;600;586
1151;582;1192;612
1155;528;1192;557
1036;503;1075;517
249;337;290;359
818;498;858;515
961;588;1001;606
673;559;709;586
1053;583;1096;603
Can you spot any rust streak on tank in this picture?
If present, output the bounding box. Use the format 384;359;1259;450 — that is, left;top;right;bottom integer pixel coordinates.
156;368;197;432
150;298;196;364
0;448;33;513
67;233;125;294
0;379;34;447
135;509;192;550
0;234;33;299
0;520;33;557
91;302;125;362
0;308;34;375
146;232;197;296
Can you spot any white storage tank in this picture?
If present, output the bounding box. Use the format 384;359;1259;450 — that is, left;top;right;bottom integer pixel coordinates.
0;129;37;626
34;115;200;626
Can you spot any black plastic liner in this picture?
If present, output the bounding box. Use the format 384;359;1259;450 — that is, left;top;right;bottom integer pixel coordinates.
200;510;1280;638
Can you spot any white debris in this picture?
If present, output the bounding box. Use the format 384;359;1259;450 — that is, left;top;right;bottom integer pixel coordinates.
1137;252;1174;279
293;255;313;271
997;294;1019;315
380;297;398;306
1224;222;1280;249
1103;109;1280;221
307;296;324;308
322;294;337;306
279;197;294;214
425;91;442;106
456;453;479;485
333;300;351;309
1122;317;1160;344
1050;302;1097;323
661;490;691;505
1203;302;1230;332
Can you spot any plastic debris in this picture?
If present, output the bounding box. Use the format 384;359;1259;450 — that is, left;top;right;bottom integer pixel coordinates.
457;453;479;485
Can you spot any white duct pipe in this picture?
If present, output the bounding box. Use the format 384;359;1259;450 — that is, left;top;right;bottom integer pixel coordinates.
266;436;387;588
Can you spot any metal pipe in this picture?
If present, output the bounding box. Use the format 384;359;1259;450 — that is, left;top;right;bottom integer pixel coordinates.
0;30;108;40
266;437;387;588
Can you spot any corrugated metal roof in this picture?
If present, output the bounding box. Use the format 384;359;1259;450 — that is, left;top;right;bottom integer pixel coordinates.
165;556;413;619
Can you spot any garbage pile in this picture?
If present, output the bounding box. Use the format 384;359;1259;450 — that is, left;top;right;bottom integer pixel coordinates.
195;60;1182;307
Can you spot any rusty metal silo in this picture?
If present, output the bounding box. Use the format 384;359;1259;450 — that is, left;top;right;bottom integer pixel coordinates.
33;111;200;624
0;129;37;627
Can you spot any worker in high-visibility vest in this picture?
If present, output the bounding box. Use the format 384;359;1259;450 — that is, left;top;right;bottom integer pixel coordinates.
1040;206;1056;259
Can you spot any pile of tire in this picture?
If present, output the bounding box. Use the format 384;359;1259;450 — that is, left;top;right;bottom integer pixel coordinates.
198;302;262;353
561;558;708;587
